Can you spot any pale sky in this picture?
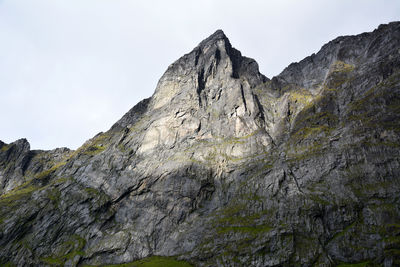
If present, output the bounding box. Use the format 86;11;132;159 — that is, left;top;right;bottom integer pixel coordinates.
1;0;399;150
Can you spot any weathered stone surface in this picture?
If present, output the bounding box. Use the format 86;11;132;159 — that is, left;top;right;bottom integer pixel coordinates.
1;22;400;266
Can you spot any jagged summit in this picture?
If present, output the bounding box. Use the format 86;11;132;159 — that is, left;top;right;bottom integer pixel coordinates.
208;29;226;38
150;29;267;113
113;29;268;148
275;21;400;90
198;29;229;47
113;29;266;131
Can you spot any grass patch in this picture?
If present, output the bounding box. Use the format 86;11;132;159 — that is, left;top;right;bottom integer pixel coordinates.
291;125;332;141
336;261;370;267
287;143;324;162
331;222;357;241
2;262;16;267
308;194;331;206
83;145;106;156
211;199;274;238
35;161;66;180
41;257;64;266
288;89;314;105
0;144;9;152
330;61;355;73
0;184;39;207
217;224;272;235
69;132;112;158
40;235;86;266
83;256;192;267
325;61;355;88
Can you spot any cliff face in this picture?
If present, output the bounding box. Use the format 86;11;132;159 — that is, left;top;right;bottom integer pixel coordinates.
1;22;400;267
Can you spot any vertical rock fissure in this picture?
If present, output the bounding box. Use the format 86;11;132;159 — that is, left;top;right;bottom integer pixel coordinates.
197;68;206;107
240;85;248;112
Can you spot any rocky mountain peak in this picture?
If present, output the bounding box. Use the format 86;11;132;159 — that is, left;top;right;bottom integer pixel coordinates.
1;22;400;267
197;29;228;47
112;30;270;151
150;30;267;111
118;29;274;157
109;30;274;157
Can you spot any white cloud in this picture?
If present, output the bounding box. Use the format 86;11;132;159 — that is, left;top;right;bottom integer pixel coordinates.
0;0;399;149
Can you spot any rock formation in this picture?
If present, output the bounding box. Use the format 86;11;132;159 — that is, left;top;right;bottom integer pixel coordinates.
1;22;400;266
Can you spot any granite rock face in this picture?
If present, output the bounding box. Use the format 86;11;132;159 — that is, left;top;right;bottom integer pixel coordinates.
1;22;400;266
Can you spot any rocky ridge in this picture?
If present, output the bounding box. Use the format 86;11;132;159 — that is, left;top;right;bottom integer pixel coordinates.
1;22;400;266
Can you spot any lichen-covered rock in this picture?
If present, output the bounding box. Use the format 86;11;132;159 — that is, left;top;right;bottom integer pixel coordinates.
1;22;400;266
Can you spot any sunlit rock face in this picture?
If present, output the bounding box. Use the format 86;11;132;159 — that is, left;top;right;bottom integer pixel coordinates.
144;30;271;155
1;22;400;267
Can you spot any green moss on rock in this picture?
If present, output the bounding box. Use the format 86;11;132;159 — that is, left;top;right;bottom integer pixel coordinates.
0;184;39;207
34;161;66;180
0;144;9;152
336;261;370;267
40;235;86;266
83;256;192;267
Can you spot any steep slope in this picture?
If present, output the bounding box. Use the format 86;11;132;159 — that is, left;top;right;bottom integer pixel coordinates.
1;22;400;266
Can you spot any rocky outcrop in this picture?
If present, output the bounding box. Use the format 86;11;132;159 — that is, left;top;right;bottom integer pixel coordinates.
1;22;400;266
0;139;72;194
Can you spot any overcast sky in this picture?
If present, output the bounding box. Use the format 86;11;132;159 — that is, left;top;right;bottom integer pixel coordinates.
1;0;399;150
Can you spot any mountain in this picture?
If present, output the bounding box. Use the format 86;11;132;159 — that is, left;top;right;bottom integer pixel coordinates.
1;22;400;266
